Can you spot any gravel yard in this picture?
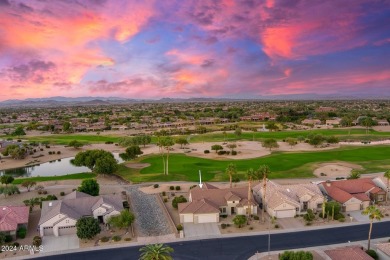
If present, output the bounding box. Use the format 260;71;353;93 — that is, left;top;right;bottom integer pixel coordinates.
126;186;173;237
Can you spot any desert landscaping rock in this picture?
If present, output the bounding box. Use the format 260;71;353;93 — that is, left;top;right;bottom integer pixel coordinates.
126;186;172;237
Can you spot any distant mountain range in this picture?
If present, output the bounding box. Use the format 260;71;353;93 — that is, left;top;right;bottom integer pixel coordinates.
0;94;389;107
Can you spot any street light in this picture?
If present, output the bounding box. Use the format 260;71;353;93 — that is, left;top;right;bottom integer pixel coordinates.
268;216;271;259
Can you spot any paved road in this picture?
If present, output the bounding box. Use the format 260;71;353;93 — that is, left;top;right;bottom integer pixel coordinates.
36;222;390;260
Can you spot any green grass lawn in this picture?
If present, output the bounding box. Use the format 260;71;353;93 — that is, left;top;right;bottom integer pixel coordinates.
117;145;390;182
21;135;120;145
12;172;96;184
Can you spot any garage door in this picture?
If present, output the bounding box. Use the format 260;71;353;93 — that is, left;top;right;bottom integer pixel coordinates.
58;226;76;236
43;227;54;236
345;203;360;212
275;210;295;218
197;214;217;223
182;214;193;223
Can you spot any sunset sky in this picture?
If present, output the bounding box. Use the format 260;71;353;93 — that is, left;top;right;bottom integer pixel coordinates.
0;0;390;101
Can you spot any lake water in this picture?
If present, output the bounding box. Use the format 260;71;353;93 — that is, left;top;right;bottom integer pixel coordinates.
0;153;124;177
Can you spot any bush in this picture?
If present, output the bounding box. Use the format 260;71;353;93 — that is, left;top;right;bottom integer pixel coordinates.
338;218;345;222
57;151;61;154
175;186;181;191
320;172;327;176
124;237;131;241
100;236;109;242
169;186;174;190
319;212;327;218
162;191;166;196
221;223;227;229
17;227;27;239
42;190;48;194
231;150;237;155
112;235;121;242
279;251;313;260
5;235;12;243
176;224;183;231
12;242;20;247
60;191;65;196
366;249;378;260
217;150;226;155
274;224;279;228
172;195;187;209
204;150;210;154
253;215;259;220
232;177;240;183
105;141;114;144
249;226;254;230
154;184;159;188
163;198;168;203
334;213;344;220
32;236;42;247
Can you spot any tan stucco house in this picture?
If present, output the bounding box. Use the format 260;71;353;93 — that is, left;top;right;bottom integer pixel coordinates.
253;180;324;218
178;183;257;224
38;191;123;237
318;178;386;212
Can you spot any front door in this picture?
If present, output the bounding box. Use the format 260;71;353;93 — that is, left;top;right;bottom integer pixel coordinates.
303;202;308;211
231;207;235;214
98;216;103;223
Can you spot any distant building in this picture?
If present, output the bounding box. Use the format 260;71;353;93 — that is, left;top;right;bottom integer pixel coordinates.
301;119;321;125
316;106;336;113
377;120;389;126
326;118;342;126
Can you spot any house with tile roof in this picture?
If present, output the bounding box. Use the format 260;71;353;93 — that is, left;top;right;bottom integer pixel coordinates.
0;206;29;238
178;183;258;224
376;242;390;259
372;176;390;200
38;191;123;237
324;246;373;260
318;178;386;212
253;180;324;218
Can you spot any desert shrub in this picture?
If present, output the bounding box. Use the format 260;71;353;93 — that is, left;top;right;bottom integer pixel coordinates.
57;151;61;154
320;172;327;176
249;226;254;230
279;251;313;260
221;224;227;229
60;191;65;196
32;236;42;247
169;186;174;190
154;184;159;188
231;151;237;155
217;150;226;155
253;215;259;220
334;213;344;220
5;235;12;243
163;198;168;203
175;186;181;191
338;218;345;222
232;177;240;183
112;235;121;242
176;224;183;231
172;196;187;209
42;190;48;194
274;224;279;228
17;227;27;239
40;148;43;151
304;209;315;222
366;249;378;260
12;242;20;247
319;212;327;218
226;151;230;155
162;191;166;196
46;145;50;148
204;150;210;154
124;237;131;241
100;237;109;242
105;141;114;144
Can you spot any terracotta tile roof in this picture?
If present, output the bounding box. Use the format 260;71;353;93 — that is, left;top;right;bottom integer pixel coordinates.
322;184;353;203
353;193;371;202
178;199;219;214
0;206;29;232
324;246;373;260
327;178;381;194
376;243;390;256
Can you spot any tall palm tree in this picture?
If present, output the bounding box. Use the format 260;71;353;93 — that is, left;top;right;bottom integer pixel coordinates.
162;137;174;176
226;163;237;188
246;168;256;219
139;243;174;260
361;205;383;250
257;165;271;223
384;170;390;202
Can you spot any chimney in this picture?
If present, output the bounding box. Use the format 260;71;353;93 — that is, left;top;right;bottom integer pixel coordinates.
49;202;52;207
326;180;331;187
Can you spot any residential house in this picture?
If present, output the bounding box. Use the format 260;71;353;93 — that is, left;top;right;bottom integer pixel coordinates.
253;180;324;218
326;118;342;126
0;206;29;239
377;120;390;126
324;246;374;260
373;176;390;200
178;183;257;224
376;243;390;260
38;191;123;237
318;178;386;212
301;119;322;125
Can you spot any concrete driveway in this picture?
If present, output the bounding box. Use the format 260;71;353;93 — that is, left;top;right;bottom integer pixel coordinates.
277;218;304;229
42;235;79;253
183;223;221;238
348;211;369;222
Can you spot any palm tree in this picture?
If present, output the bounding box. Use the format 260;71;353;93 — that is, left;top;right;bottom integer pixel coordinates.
362;205;383;250
139;243;174;260
162;137;174;176
347;169;361;179
384;170;390;202
226;163;237;188
246;168;256;219
257;165;271;223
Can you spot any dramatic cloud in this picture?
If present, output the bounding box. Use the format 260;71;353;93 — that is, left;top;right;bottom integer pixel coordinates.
0;0;390;100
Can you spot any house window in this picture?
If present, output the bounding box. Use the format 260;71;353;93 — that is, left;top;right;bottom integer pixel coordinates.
296;208;299;211
232;201;235;203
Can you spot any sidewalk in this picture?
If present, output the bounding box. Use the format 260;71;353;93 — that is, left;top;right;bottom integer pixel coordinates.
10;219;390;260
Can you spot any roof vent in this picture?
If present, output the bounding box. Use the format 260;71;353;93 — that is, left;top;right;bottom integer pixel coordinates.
286;189;291;192
49;202;52;207
2;207;6;210
326;180;331;187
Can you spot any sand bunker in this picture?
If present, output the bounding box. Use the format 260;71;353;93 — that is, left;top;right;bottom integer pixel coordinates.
125;163;151;169
313;162;362;178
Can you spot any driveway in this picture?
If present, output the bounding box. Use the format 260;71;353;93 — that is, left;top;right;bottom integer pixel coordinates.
183;223;221;238
348;211;369;222
277;218;304;229
42;235;79;253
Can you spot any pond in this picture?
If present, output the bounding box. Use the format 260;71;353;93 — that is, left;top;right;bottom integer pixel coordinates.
0;153;124;177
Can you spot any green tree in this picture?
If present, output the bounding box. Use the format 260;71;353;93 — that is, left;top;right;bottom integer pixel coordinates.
211;144;223;153
76;217;101;240
347;169;361;179
225;163;237;188
362;205;383;250
304;209;315;223
140;135;152;147
23;197;40;212
68;140;84;149
78;179;99;196
234;127;242;137
266;122;278;131
63;121;72;133
0;185;20;197
172;195;187;209
0;232;6;245
108;210;135;231
0;175;14;186
226;143;237;152
232;215;247;228
119;145;143;161
327;136;339;144
279;251;313;260
12;126;26;137
325;201;341;220
308;134;324;147
21;180;37;192
72;150;118;175
175;138;189;148
262;138;279;151
2;145;26;159
286;138;297;148
384;170;390;202
139;243;174;260
158;137;175;175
